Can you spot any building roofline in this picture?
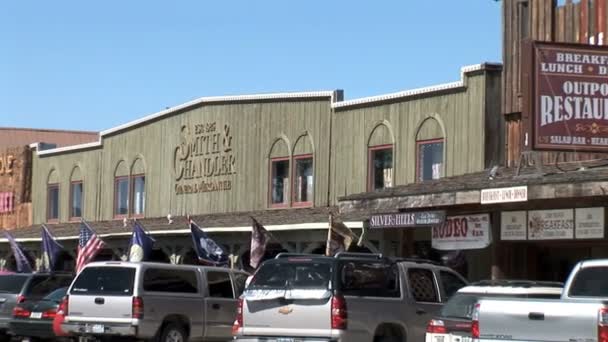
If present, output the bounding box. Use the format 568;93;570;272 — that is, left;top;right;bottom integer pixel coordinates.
331;62;502;109
0;126;97;135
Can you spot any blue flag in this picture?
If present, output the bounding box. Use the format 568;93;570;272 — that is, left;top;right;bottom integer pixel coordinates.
190;220;228;266
129;221;155;262
4;232;32;273
41;225;63;272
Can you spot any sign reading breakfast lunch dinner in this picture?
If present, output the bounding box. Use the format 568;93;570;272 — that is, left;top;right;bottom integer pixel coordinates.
173;122;236;195
534;43;608;152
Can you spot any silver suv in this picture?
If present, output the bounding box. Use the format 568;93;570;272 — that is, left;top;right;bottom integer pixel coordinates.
62;261;248;342
233;253;468;342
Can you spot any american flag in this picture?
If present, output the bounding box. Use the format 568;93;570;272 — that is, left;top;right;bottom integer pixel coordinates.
76;221;105;273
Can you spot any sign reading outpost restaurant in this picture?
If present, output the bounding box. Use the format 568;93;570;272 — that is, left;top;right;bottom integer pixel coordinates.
173;122;236;195
524;41;608;152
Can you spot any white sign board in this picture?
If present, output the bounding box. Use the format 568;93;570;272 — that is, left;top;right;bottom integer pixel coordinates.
432;214;491;250
481;186;528;204
528;209;574;240
501;211;527;240
575;207;605;239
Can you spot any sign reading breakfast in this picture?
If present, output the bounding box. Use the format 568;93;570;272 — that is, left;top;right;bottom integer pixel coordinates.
531;42;608;152
173;122;236;195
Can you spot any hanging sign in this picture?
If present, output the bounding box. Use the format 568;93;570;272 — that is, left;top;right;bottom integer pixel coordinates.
481;186;528;204
369;211;445;229
528;209;574;240
432;214;491;250
575;207;605;239
500;211;527;240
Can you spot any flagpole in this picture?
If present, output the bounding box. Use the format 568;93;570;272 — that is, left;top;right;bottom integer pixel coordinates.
325;214;333;256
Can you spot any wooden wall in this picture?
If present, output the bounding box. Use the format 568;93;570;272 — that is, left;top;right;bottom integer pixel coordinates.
503;0;608;166
330;67;502;202
32;99;334;224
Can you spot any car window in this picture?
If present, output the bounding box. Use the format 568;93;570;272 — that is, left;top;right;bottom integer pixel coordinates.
249;261;332;289
569;266;608;297
207;271;234;298
339;261;400;298
143;268;198;293
408;268;439;303
43;287;68;302
440;293;479;319
233;273;248;296
27;276;73;298
440;271;467;299
0;276;28;294
71;267;135;296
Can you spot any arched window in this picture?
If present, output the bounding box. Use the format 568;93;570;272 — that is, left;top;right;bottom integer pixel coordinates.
47;169;60;222
114;161;129;218
367;123;394;191
131;158;146;217
292;134;314;207
268;138;290;208
416;117;445;182
69;166;83;220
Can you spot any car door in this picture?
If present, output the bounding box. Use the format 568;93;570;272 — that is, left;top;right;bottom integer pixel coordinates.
204;270;238;340
405;266;442;342
437;270;467;301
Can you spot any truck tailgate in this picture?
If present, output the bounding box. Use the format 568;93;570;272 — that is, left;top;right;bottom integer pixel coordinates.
478;299;602;342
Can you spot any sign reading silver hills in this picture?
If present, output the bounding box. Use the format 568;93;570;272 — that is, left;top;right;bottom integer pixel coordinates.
173;122;236;195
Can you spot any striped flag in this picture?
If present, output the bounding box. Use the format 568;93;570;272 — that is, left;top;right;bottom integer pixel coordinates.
76;221;105;273
250;217;270;269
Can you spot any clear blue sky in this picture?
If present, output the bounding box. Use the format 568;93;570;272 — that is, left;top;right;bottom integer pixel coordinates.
0;1;501;132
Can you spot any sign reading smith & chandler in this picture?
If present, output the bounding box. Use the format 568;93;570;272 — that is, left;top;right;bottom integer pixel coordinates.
526;41;608;152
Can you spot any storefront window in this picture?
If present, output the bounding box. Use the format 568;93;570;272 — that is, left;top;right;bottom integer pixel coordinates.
417;140;444;182
114;177;129;217
293;155;313;206
70;181;83;219
270;158;289;207
47;184;59;222
132;175;145;216
368;145;393;191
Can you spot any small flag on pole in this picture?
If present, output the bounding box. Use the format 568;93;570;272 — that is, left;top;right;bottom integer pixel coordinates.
190;219;228;266
4;232;32;273
76;220;106;273
129;221;155;262
326;214;358;256
41;225;63;272
250;217;270;269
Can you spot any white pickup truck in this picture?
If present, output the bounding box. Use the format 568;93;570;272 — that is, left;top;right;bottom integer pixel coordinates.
473;259;608;342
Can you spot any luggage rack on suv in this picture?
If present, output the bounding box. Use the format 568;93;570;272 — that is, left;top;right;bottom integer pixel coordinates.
471;279;564;288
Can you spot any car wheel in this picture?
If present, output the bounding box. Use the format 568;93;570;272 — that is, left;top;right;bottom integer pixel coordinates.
158;323;187;342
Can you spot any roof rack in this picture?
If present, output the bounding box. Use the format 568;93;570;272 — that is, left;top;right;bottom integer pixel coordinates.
391;257;442;266
471;279;564;288
274;253;321;259
334;252;384;260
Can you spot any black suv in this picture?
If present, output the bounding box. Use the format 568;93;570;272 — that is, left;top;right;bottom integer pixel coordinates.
0;273;72;341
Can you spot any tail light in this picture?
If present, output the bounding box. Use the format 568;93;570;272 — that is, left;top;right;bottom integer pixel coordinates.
12;306;31;318
331;295;347;330
58;296;69;316
599;307;608;342
471;303;480;339
132;296;144;319
16;295;26;304
426;319;447;334
232;297;244;336
42;309;57;319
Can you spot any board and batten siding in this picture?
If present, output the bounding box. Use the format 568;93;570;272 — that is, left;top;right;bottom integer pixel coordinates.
32;98;334;224
330;66;502;203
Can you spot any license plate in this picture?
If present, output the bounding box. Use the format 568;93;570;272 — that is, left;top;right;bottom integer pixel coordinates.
86;324;105;333
30;312;42;319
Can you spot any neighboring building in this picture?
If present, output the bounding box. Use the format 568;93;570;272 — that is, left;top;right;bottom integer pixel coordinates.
0;64;502;274
0;128;98;230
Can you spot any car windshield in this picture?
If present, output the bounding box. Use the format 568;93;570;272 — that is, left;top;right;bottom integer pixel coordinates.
249;261;332;289
440;294;480;319
0;275;27;293
43;287;68;302
70;267;135;296
569;266;608;297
